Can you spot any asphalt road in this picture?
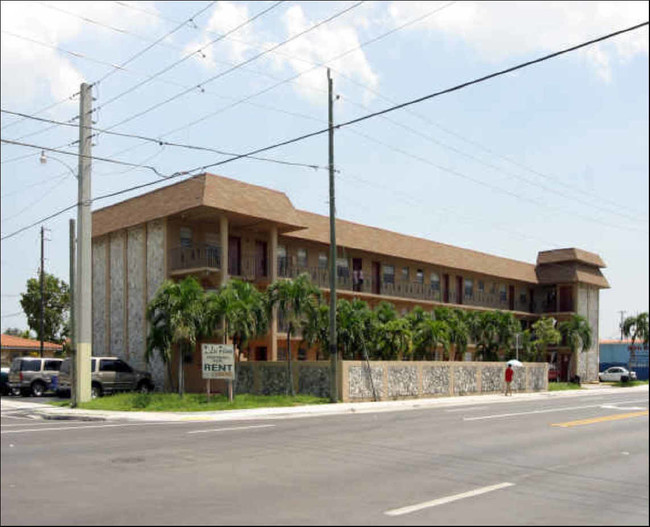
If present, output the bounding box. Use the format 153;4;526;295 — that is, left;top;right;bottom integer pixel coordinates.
1;391;648;525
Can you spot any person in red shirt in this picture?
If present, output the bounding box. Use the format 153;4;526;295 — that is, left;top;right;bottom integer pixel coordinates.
505;364;514;396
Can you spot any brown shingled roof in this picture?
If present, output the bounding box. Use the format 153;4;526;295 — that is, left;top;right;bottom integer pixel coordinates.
1;334;63;351
537;248;606;268
284;210;539;283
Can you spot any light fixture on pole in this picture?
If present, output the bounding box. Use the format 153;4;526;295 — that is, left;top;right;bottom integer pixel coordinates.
39;150;77;178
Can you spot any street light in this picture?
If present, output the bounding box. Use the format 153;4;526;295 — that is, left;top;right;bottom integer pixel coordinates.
40;150;77;178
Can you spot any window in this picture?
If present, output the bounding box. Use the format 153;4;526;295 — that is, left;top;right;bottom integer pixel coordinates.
91;359;97;372
499;284;507;302
402;267;410;282
490;282;497;294
114;360;133;373
180;227;192;248
383;265;395;284
44;360;61;371
99;360;117;372
297;248;308;268
60;359;71;375
21;360;40;372
519;290;527;304
318;252;328;269
336;257;349;278
277;245;288;276
464;279;474;299
416;269;424;284
430;272;440;291
298;348;307;361
478;280;485;293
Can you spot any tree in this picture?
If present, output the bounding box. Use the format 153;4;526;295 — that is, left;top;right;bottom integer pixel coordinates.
559;314;593;382
530;316;561;361
621;312;649;372
433;308;469;361
267;273;321;396
301;302;330;360
413;318;450;360
19;272;70;344
337;299;375;360
375;318;412;360
146;276;206;396
4;327;32;339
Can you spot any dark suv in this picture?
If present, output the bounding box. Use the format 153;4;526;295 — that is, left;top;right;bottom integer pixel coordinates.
8;357;63;396
57;357;154;398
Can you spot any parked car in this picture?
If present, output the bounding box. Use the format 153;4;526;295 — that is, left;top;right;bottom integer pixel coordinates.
548;364;559;382
598;366;637;383
8;357;63;397
57;357;154;398
1;367;10;395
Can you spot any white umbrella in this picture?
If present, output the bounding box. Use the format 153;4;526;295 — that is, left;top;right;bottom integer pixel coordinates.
507;359;524;367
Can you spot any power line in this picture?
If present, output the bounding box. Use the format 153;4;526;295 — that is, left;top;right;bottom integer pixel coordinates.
99;1;364;133
91;1;284;118
0;110;331;172
3;21;647;241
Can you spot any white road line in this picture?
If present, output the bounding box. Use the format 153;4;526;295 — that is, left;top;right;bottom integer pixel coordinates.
463;400;648;421
384;482;514;516
445;406;487;413
187;424;275;434
1;415;37;421
1;421;195;434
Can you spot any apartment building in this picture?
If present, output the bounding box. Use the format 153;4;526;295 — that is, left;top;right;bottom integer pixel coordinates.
91;173;609;390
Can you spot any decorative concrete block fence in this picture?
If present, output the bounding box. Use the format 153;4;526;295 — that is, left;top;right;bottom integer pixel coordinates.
235;360;548;402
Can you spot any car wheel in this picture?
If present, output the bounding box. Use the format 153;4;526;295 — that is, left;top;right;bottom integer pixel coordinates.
11;387;21;396
137;382;152;394
91;383;103;399
621;376;629;383
31;381;46;397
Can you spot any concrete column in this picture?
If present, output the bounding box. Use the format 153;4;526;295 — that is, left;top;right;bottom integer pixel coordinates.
269;225;278;361
220;215;229;287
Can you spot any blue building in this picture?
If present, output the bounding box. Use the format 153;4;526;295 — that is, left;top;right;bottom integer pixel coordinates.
599;340;649;380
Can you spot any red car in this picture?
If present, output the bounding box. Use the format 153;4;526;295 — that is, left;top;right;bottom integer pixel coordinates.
548;364;559;382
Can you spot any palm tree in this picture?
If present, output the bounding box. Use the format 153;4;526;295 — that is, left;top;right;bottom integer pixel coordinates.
433;308;469;361
559;314;593;382
413;318;450;360
530;316;561;362
301;302;330;360
267;273;321;396
376;318;413;360
146;276;206;396
621;312;649;372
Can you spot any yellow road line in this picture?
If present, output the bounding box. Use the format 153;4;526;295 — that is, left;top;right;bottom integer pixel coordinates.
552;411;648;428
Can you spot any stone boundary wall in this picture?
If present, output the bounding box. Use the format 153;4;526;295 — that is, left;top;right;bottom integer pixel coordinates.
233;361;547;402
341;361;548;402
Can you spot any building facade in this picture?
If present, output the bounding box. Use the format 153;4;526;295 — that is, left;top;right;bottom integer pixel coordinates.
90;173;609;390
600;339;649;380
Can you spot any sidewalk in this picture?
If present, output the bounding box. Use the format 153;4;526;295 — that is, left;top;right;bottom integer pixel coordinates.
2;384;647;423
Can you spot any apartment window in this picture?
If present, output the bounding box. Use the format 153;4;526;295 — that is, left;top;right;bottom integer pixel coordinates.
297;248;308;268
416;269;424;284
430;272;441;291
180;227;192;248
478;280;485;293
336;257;349;278
383;265;395;284
402;267;410;282
277;245;288;276
490;282;497;294
499;284;507;302
464;279;474;299
519;290;527;304
318;252;328;269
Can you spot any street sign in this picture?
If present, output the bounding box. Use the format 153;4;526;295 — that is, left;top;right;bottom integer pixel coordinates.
201;344;235;380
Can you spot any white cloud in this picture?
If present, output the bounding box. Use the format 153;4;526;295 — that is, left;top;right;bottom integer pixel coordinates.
388;1;649;81
0;1;161;114
269;5;379;105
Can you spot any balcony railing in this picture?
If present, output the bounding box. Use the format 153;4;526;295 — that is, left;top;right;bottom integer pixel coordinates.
169;244;221;272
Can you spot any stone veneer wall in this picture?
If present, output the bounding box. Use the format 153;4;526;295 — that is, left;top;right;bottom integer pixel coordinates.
341;361;547;402
127;227;145;370
577;284;600;383
92;237;107;354
109;232;126;360
232;361;547;402
145;220;166;390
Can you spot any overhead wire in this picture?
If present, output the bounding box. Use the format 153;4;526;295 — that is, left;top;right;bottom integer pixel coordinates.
2;20;648;241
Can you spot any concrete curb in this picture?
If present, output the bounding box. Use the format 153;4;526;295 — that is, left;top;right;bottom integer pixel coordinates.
8;384;646;423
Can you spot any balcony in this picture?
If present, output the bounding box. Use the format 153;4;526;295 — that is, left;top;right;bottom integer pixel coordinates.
170;244;221;272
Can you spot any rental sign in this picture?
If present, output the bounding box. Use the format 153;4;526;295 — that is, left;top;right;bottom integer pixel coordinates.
201;344;235;380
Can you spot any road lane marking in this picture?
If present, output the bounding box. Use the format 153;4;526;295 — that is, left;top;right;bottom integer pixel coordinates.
463;400;648;421
445;406;487;413
187;424;275;434
384;482;514;516
552;411;648;428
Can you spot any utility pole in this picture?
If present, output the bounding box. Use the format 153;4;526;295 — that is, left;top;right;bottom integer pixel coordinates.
75;83;92;403
69;219;77;408
40;226;45;358
327;69;338;403
618;310;627;341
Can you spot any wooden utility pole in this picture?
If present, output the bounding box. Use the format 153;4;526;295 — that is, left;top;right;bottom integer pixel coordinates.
328;69;338;403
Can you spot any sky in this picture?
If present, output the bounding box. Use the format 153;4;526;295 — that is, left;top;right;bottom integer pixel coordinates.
1;1;648;341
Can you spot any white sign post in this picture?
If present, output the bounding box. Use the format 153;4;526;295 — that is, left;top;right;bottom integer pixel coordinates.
202;343;235;402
